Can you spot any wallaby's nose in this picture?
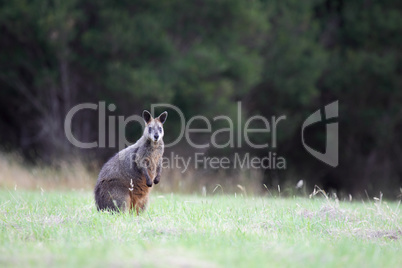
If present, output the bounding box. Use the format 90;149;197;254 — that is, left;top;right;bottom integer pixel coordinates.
154;134;159;140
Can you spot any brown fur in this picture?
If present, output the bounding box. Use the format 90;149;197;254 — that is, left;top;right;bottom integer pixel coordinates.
94;110;167;213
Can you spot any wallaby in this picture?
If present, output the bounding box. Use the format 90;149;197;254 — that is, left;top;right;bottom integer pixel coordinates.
94;110;167;213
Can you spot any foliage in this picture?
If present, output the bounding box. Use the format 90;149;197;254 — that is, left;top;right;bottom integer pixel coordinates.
0;0;401;196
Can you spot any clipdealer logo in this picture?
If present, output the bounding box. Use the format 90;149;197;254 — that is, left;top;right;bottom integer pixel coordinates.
64;101;339;170
301;101;339;167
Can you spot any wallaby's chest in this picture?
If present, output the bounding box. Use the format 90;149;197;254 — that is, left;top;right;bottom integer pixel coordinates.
146;150;162;177
133;145;161;175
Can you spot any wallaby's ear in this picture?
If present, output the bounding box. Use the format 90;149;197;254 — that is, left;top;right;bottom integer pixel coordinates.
158;111;168;124
142;110;153;124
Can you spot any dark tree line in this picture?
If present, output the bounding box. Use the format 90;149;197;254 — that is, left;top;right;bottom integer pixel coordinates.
0;0;401;197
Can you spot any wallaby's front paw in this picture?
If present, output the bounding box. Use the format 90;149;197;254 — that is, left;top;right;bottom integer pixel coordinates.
153;177;160;184
147;177;152;187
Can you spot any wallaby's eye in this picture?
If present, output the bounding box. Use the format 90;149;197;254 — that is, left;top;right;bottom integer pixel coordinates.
148;127;152;133
158;127;162;132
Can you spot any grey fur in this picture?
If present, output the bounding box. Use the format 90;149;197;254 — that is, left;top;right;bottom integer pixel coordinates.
94;111;167;213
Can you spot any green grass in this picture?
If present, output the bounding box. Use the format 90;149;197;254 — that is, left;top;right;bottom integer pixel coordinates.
0;190;401;267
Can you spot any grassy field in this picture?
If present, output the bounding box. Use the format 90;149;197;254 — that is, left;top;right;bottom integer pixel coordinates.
0;190;401;268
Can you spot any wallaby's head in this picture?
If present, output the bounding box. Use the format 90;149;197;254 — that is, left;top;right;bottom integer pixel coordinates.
142;110;168;143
